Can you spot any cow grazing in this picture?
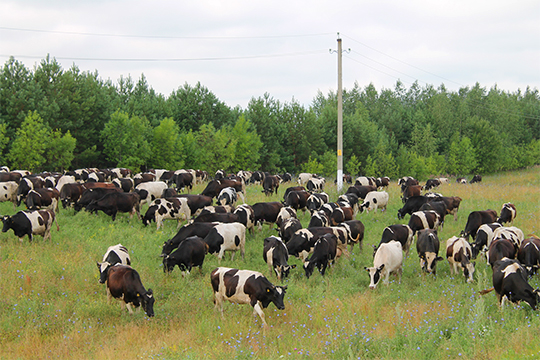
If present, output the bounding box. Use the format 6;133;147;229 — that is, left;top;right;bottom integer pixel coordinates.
25;188;60;213
262;175;280;196
487;238;517;268
490;226;525;252
461;210;498;240
74;187;122;212
408;210;441;235
134;181;168;206
423;178;441;191
173;171;194;193
402;185;422;204
355;176;376;187
192;212;239;224
97;244;131;284
365;241;403;289
457;177;467;184
286;227;347;261
337;220;365;253
298;173;316;185
399;177;419;192
17;176;45;206
375;224;415;257
204;223;246;262
470;175;482;183
397;195;431;219
481;258;540;309
142;197;191;230
211;267;287;327
176;194;213;216
0;181;19;209
346;185;377;200
416;229;443;275
303;233;337;278
278;218;302;243
252;202;284;229
263;236;295;281
284;190;310;212
275;206;297;228
217;187;238;207
133;172;156;186
518;237;540;277
161;222;219;256
85;192;141;221
307;192;330;214
329;204;354;226
283;186;306;201
163;236;209;275
360;191;389;213
201;179;245;200
308;210;330;228
2;209;58;242
497;203;517;225
446;236;475;282
234;204;255;234
472;223;503;259
419;200;448;227
337;193;359;215
59;183;86;209
306;178;325;193
435;196;462;221
113;178;134;193
106;265;154;317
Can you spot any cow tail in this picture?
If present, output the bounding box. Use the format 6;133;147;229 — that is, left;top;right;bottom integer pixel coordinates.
479;287;494;295
27;193;35;210
55;215;60;232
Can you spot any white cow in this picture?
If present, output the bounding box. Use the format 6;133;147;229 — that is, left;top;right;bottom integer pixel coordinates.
364;240;403;289
134;181;168;206
360;191;389;213
0;181;19;209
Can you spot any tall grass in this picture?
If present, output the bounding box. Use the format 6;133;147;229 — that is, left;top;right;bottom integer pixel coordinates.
0;167;539;359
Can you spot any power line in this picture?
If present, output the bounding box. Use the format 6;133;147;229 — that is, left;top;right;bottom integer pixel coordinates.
0;26;334;40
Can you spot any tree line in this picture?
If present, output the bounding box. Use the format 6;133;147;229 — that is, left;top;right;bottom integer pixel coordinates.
1;55;539;179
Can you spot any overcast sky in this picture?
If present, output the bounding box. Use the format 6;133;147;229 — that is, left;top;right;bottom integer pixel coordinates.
1;0;539;109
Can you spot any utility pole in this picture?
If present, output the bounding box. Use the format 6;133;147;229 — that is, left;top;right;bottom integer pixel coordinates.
336;34;344;193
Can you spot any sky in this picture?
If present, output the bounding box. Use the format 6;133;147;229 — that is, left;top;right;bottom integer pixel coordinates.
1;0;539;109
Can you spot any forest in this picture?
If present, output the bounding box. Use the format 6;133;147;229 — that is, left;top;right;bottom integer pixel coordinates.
0;55;539;179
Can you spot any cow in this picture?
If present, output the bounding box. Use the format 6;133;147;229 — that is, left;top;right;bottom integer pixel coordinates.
262;175;280;196
133;172;156;187
85;192;141;221
195;169;208;184
161;222;219;257
105;265;154;317
497;203;517;225
408;210;441;235
402;185;422;203
210;267;287;327
134;181;168;206
416;229;443;275
446;236;475;282
198;205;235;215
470;175;482;183
278;218;303;243
173;171;194;193
360;191;389;213
263;236;295;281
161;188;178;198
376;176;390;189
461;210;498;240
234;204;255;234
480;258;540;309
435;196;462;221
456;177;467;184
489;226;525;252
284;190;310;212
59;183;86;209
308;210;330;228
345;185;377;200
162;236;209;275
306;178;325;193
24;188;60;213
204;223;246;262
74;187;122;212
329;204;354;226
110;168;132;179
286;227;347;261
487;238;517;268
113;178;134;193
307;192;330;214
471;223;503;259
337;220;365;253
518;237;540;277
280;172;292;183
399;177;419;192
217;187;237;207
17;176;45;206
142;197;191;230
250;171;265;185
201;179;245;200
176;194;213;216
298;173;316;185
97;244;131;284
337;193;359;215
0;171;22;183
423;179;441;191
397;195;431;219
375;224;414;257
283;186;306;200
1;209;58;242
0;181;19;209
355;176;376;187
252;202;284;229
275;206;297;228
365;241;403;289
303;233;337;278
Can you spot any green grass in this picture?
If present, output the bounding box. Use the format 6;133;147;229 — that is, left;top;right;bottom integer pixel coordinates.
0;167;539;359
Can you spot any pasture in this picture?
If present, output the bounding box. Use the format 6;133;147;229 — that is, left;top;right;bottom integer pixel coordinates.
0;168;539;359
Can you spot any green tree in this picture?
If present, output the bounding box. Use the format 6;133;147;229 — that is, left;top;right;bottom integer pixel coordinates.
301;156;324;175
197;123;236;174
230;115;262;170
7;111;49;171
0;123;9;162
44;129;76;171
447;135;478;175
345;154;361;176
149;117;183;170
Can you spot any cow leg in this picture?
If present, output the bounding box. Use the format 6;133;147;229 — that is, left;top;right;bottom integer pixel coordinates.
125;302;134;314
230;251;235;262
253;302;268;327
44;229;51;241
213;293;224;317
111;211;117;221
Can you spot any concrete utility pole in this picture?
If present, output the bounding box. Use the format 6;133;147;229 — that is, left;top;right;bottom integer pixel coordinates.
336;34;343;193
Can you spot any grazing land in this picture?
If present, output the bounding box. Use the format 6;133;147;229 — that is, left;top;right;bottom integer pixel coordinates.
0;167;539;359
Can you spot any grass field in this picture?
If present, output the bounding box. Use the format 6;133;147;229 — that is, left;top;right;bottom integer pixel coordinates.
0;167;539;359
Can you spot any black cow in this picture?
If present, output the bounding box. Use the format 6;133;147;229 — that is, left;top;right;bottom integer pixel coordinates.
518;237;540;277
470;175;482;183
175;194;213;216
497;203;517;225
262;175;280;196
284;190;310;211
278;218;302;243
252;202;284;229
211;267;287;327
74;187;122;212
97;244;131;284
346;185;377;200
303;233;337;278
375;224;414;257
192;212;239;224
263;236;295;281
234;204;255;234
461;210;498;240
487;238;517;268
163;236;209;275
113;178;134;192
201;179;244;199
397;195;431;219
25;188;60;212
283;186;306;201
1;209;58;242
106;265;155;317
172;172;193;193
416;229;442;275
161;222;219;256
85;192;141;221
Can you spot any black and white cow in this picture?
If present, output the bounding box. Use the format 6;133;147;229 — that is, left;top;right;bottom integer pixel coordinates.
113;178;135;193
192;212;239;224
461;210;498;240
375;224;414;257
365;241;403;289
106;265;155;317
518;237;540;277
176;194;213;216
204;223;246;262
0;181;19;209
74;187;122;212
397;195;431;219
303;233;337;279
306;177;325;193
487;238;517;268
307;192;330;214
284;190;310;212
60;183;86;209
470;174;482;184
471;223;503;259
85;192;141;221
481;258;540;309
419;201;448;228
446;236;475;282
308;210;330;228
263;236;295;281
262;175;280;196
97;244;131;284
252;202;284;229
275;206;297;228
161;222;219;256
1;209;58;242
336;220;365;253
278;218;303;243
490;226;525;252
134;181;168;206
17;176;45;206
408;210;441;235
142;197;191;230
497;203;517;225
345;185;377;200
286;227;347;261
210;267;287;327
234;204;255;234
359;191;389;213
355;176;376;187
162;236;209;275
217;187;238;207
24;188;60;213
416;229;443;275
337;193;359;215
423;178;441;191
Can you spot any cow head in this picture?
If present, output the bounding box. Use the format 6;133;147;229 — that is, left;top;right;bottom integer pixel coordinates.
141;289;155;317
1;215;13;233
96;261;111;284
419;253;443;274
303;260;316;279
266;285;287;310
162;255;175;273
365;264;384;289
276;264;296;280
461;259;475;283
397;208;405;220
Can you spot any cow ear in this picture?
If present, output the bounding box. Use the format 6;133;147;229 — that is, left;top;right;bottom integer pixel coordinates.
364;266;368;271
435;256;443;262
291;264;297;269
96;262;102;269
377;264;385;271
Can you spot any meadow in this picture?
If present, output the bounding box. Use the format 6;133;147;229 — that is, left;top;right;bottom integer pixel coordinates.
0;167;539;360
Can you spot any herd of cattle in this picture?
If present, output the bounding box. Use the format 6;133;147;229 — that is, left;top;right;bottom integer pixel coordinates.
0;167;537;326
